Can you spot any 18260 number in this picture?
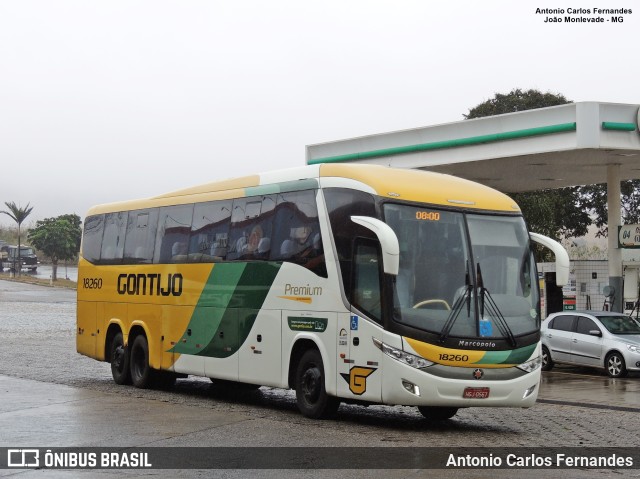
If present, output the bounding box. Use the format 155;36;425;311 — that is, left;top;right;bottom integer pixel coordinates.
438;353;469;362
82;277;103;289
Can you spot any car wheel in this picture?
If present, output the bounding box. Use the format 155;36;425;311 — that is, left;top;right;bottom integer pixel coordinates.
110;332;131;385
541;346;554;371
295;349;340;419
417;406;458;420
605;352;628;378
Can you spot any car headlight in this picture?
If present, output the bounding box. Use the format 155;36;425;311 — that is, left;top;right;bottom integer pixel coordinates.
517;355;542;373
373;338;434;369
626;344;640;354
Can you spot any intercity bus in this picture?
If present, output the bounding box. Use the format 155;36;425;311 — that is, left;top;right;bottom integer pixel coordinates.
77;164;569;420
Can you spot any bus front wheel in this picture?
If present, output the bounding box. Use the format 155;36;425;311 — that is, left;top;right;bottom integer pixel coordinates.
417;406;458;420
295;349;339;419
110;332;131;385
130;335;153;388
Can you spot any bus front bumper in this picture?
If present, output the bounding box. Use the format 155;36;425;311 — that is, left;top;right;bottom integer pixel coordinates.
381;354;541;408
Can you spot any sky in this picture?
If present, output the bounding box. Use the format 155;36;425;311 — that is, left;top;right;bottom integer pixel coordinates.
0;0;638;227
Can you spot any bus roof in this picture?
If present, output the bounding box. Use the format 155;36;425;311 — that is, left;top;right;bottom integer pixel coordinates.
86;164;519;215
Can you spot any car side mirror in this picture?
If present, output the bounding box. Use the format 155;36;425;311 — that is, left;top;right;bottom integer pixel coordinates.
589;330;602;337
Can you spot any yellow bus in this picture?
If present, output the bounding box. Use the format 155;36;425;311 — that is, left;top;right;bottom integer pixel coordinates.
77;164;568;420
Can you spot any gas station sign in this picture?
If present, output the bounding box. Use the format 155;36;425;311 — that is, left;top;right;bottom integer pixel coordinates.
618;225;640;249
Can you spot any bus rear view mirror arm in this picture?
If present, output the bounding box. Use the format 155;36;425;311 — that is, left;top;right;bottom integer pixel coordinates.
529;233;570;286
350;216;400;276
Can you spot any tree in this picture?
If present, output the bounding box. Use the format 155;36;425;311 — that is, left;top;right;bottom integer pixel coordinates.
579;180;640;236
1;201;34;275
464;88;571;120
27;215;82;281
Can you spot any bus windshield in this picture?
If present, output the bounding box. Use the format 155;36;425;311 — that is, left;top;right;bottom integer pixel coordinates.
384;204;539;340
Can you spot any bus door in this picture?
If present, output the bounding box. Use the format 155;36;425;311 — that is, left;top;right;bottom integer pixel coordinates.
336;239;383;402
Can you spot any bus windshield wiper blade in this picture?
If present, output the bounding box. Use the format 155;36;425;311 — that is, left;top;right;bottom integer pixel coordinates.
440;261;472;343
477;263;517;347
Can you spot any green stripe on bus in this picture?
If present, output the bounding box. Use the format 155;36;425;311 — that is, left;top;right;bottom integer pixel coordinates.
474;343;537;365
170;262;281;358
245;179;319;197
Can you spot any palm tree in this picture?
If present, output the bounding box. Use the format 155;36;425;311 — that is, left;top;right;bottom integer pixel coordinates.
1;202;34;275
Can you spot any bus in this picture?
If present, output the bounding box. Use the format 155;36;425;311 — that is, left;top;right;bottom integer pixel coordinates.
77;164;569;420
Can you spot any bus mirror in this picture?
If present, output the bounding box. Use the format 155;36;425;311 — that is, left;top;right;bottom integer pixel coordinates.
350;216;400;275
529;232;570;287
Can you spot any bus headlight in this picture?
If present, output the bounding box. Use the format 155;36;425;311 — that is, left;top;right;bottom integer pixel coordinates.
373;338;434;369
516;355;542;373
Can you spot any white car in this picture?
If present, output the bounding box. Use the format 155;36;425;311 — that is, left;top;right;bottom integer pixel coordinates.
541;311;640;378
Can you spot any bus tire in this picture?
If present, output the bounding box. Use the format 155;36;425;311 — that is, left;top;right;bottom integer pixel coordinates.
110;332;131;385
417;406;458;420
295;349;339;419
130;335;153;389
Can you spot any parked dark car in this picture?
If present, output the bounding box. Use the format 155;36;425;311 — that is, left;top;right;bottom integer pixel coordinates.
0;245;38;272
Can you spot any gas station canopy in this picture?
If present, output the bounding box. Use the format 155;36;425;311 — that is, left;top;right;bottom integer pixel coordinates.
306;102;640;193
306;101;640;312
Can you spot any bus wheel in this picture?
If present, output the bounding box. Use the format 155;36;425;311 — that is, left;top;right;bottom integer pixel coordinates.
295;349;339;419
130;335;152;388
110;332;131;385
417;406;458;420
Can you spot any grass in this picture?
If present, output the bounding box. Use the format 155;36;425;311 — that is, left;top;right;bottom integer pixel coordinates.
0;272;77;290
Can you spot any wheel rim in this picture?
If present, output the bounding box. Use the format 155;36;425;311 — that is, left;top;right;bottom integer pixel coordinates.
608;356;622;376
301;366;322;404
542;349;548;368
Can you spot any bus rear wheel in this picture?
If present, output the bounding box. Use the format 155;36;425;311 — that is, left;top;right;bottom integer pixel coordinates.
417;406;458;420
110;332;131;385
295;349;339;419
130;335;153;388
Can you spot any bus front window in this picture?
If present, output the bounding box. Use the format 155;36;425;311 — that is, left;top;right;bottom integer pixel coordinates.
384;204;539;341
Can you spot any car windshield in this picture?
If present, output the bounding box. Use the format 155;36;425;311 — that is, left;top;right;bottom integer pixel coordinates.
598;315;640;335
384;204;539;340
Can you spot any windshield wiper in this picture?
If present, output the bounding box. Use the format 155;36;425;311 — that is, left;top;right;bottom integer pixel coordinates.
440;261;472;343
477;263;517;347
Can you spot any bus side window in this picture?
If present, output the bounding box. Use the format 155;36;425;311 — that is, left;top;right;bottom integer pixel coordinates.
352;240;382;323
324;188;377;297
272;190;326;277
82;215;104;264
189;200;232;262
153;204;194;264
100;211;128;264
123;208;159;264
227;195;275;261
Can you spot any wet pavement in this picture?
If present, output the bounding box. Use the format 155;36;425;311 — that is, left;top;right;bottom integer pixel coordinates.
2;280;640;477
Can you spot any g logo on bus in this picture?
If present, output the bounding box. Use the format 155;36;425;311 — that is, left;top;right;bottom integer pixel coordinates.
341;366;376;395
473;368;484;380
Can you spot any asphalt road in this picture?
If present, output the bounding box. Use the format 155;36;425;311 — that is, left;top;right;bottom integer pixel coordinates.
1;279;639;478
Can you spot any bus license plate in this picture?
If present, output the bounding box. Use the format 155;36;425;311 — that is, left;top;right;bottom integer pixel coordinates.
463;387;490;399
